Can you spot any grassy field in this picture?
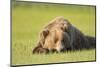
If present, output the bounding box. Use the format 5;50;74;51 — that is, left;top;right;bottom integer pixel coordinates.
12;2;96;65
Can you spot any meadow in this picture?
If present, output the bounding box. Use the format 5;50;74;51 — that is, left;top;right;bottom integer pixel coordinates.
12;2;96;65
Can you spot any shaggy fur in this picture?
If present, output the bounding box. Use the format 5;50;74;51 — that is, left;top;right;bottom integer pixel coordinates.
32;16;96;54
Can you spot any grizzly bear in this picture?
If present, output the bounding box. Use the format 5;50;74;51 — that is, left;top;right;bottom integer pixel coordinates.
32;16;96;54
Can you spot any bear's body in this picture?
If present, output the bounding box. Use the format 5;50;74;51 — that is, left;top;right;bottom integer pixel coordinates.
33;17;96;54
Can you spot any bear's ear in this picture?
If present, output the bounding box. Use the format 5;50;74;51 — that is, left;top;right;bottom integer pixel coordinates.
63;20;71;34
42;29;49;37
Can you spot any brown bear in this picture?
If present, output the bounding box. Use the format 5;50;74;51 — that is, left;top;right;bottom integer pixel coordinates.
32;16;96;54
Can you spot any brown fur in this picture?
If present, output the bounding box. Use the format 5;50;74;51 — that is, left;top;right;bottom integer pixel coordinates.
33;16;96;54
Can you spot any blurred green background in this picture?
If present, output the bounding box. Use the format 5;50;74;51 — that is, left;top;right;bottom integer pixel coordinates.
12;1;96;65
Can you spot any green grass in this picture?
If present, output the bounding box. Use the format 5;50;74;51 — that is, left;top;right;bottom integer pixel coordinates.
12;2;96;65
